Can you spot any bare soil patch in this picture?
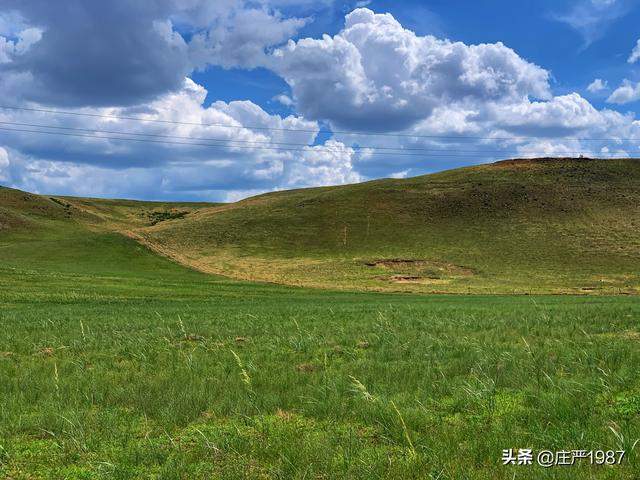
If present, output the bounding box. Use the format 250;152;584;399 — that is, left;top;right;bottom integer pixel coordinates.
365;258;475;276
384;275;451;285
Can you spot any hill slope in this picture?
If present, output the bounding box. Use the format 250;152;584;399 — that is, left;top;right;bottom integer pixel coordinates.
0;186;214;277
138;158;640;294
2;158;639;294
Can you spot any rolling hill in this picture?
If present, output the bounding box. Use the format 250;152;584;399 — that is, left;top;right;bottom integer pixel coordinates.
2;157;640;294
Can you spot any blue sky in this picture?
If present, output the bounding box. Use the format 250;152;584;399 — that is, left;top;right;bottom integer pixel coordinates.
1;0;640;201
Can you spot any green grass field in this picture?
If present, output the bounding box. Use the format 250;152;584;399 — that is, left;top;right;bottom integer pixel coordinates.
1;159;640;478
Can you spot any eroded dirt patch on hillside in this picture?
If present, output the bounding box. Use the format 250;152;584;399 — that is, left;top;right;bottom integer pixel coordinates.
385;275;452;285
365;258;475;275
365;258;475;285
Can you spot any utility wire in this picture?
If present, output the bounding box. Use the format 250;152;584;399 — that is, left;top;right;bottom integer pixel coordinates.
0;120;532;152
0;125;633;159
1;104;639;143
0;126;464;158
0;120;636;156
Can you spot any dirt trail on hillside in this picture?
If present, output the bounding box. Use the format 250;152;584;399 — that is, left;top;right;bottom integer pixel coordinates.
121;229;221;276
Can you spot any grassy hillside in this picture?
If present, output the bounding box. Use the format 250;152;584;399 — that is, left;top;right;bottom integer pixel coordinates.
3;157;640;294
0;185;213;232
138;158;640;294
0;186;78;230
0;185;218;280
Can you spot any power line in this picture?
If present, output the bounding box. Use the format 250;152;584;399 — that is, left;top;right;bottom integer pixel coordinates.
0;120;525;153
1;120;637;156
0;125;633;159
0;120;314;149
0;126;465;158
1;104;639;143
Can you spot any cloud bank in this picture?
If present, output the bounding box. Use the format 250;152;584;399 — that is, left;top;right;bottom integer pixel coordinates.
1;5;640;201
0;0;309;107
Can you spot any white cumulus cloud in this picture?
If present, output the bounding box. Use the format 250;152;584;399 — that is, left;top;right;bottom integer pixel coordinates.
607;80;640;105
273;93;294;107
491;93;606;134
284;140;361;188
269;8;551;132
0;78;361;200
0;26;41;63
188;5;307;69
628;39;640;63
587;78;608;93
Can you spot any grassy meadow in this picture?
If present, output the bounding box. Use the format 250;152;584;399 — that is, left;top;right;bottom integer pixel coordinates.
0;220;639;479
1;159;640;478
